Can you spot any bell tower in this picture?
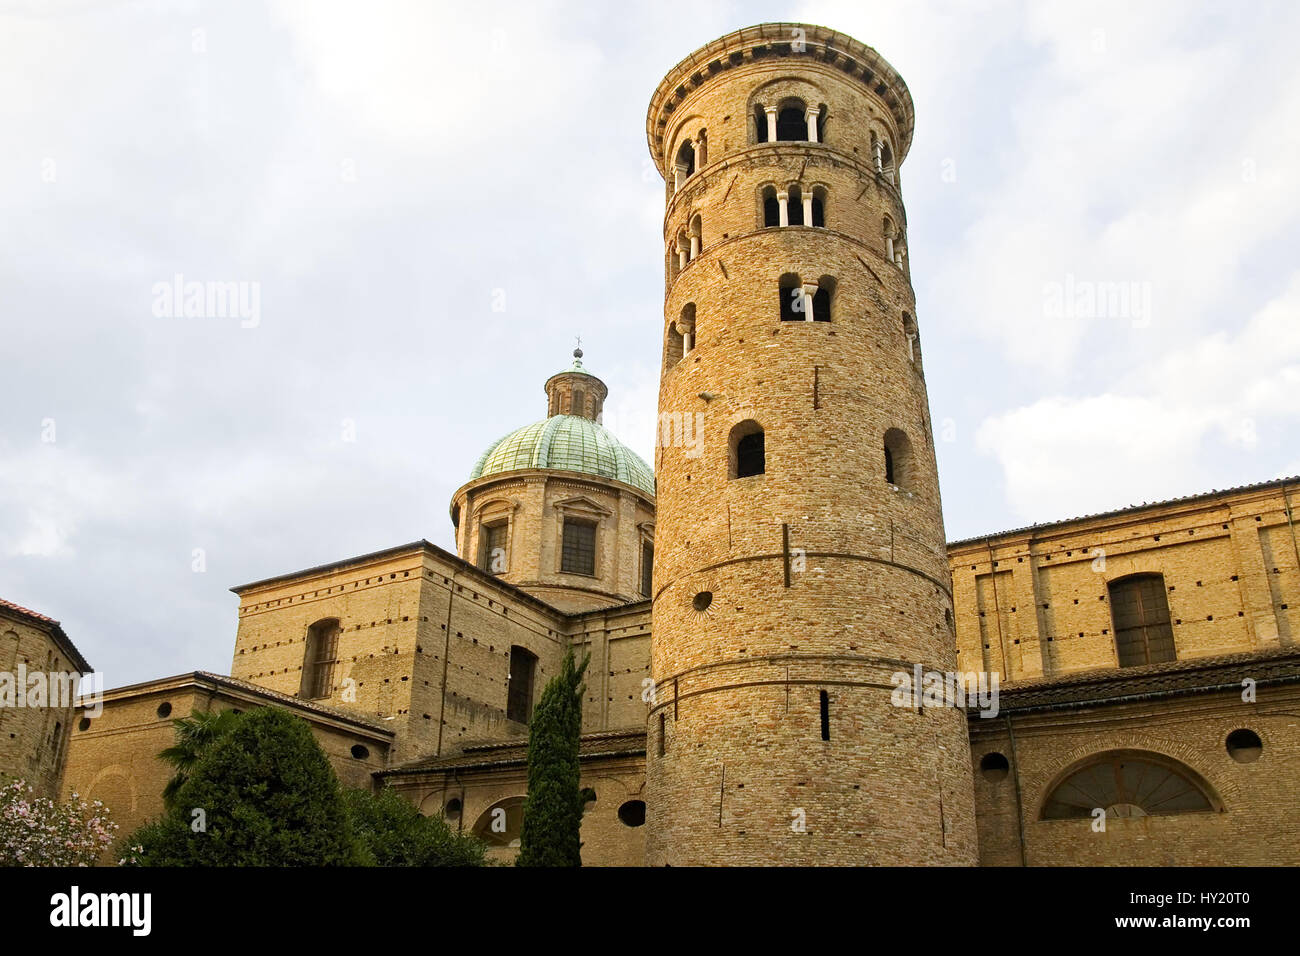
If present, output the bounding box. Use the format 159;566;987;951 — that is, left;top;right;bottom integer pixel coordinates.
644;23;976;865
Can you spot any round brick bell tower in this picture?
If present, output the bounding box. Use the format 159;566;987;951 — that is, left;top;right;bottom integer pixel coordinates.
643;23;977;865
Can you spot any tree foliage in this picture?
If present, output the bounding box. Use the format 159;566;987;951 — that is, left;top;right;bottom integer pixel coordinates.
517;648;589;867
343;786;485;867
129;707;359;866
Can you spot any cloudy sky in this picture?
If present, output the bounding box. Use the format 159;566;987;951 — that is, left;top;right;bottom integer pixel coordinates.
3;0;1298;686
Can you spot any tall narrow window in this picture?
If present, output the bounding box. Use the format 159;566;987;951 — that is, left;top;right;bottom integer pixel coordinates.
753;104;769;143
676;139;695;178
641;540;654;598
561;518;597;575
730;421;765;479
819;690;830;740
811;277;834;322
811;190;826;227
762;186;780;227
787;185;804;225
1109;575;1177;666
658;712;666;756
480;522;507;574
779;273;802;321
571;388;585;416
301;618;340;700
506;646;538;724
883;428;912;489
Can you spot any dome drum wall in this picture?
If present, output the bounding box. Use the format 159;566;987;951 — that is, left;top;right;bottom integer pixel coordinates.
646;24;977;865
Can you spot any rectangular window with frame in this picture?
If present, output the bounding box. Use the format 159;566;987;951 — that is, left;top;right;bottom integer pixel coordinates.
561;518;597;575
480;522;508;574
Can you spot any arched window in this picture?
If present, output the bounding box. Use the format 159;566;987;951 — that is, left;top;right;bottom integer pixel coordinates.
689;214;703;259
674;138;695;188
761;185;780;227
300;618;340;700
880;141;895;184
753;103;769;143
506;646;538;723
787;185;804;226
665;321;684;369
810;186;826;228
779;273;803;321
729;420;765;478
678;302;696;354
1041;751;1219;819
695;129;707;167
776;100;807;141
1108;574;1176;666
641;540;654;598
883;428;912;488
811;276;834;322
570;388;585;416
903;312;921;366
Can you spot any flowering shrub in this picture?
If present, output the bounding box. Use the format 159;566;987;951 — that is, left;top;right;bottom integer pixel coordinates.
0;778;118;867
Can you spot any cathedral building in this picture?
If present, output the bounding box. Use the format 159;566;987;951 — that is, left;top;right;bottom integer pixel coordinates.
33;22;1300;865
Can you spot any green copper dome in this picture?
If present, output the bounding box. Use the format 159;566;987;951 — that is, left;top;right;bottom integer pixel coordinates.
470;414;655;497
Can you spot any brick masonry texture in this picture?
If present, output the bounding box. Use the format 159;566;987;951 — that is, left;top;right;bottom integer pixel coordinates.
644;23;976;866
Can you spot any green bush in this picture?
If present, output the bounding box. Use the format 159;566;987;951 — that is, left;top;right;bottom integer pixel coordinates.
343;786;485;867
129;707;359;866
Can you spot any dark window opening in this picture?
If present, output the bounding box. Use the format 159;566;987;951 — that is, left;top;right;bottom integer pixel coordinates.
692;591;714;612
776;107;807;141
788;190;804;225
763;195;780;227
507;646;538;724
641;541;654;598
779;277;802;321
980;752;1010;781
561;518;596;575
618;799;647;827
1226;729;1263;763
884;446;895;484
811;198;825;227
736;431;765;478
350;744;369;760
658;712;666;756
819;690;830;740
811;285;830;322
753;105;769;143
1109;574;1176;667
676;140;695;178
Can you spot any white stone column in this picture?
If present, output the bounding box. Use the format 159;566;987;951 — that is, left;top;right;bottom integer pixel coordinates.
777;191;789;227
873;141;884;173
802;282;818;321
906;334;916;362
895;249;905;270
885;235;895;262
802;194;814;227
678;245;688;270
674;163;687;190
695;135;706;167
683;332;693;353
764;106;778;142
690;234;700;258
805;106;820;143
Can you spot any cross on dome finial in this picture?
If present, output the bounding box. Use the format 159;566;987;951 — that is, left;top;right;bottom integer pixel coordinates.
574;335;583;363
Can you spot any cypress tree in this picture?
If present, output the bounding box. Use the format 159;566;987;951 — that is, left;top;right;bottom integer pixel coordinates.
516;647;589;867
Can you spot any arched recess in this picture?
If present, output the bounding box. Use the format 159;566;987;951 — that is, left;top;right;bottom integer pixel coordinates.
883;428;913;488
471;795;527;848
1039;749;1223;820
729;420;765;479
300;618;341;700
